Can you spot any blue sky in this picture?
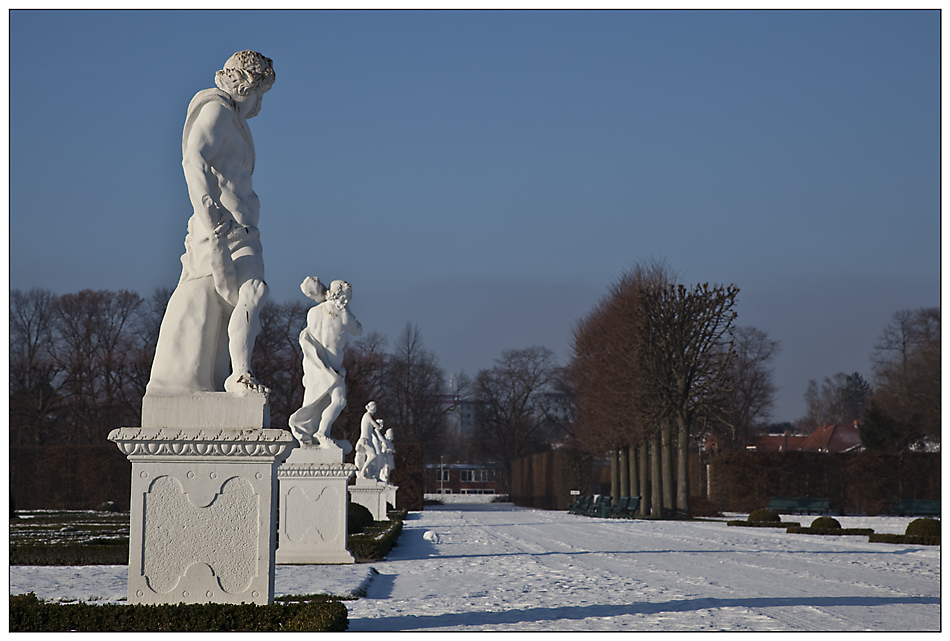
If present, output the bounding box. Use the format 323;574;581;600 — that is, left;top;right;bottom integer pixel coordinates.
9;9;940;423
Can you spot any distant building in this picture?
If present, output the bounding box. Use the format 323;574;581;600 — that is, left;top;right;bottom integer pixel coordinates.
424;462;501;495
710;422;864;453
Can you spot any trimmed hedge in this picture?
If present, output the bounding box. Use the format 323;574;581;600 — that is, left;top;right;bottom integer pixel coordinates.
786;526;874;536
868;533;940;546
727;520;799;528
10;543;129;566
349;519;403;562
709;450;940;514
9;592;348;632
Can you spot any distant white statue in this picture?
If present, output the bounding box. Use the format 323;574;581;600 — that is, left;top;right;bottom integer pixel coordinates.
355;401;383;480
288;278;362;450
148;51;276;396
378;426;396;484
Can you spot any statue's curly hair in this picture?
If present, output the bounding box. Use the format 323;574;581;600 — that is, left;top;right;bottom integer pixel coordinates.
215;50;275;97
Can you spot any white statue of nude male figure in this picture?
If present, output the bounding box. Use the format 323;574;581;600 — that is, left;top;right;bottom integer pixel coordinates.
289;278;362;450
148;51;275;396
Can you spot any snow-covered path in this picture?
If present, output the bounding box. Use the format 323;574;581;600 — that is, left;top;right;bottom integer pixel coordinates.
347;503;939;631
9;502;940;631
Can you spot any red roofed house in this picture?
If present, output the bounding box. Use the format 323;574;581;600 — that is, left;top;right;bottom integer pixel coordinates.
706;423;863;454
801;422;863;453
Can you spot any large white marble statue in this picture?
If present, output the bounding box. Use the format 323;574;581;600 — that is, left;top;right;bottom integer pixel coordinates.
288;278;362;450
148;50;275;396
355;401;383;480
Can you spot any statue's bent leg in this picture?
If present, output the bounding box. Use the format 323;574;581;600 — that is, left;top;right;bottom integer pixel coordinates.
224;277;269;394
316;385;347;442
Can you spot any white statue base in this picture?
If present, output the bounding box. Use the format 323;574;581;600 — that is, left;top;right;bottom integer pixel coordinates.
382;483;398;515
109;401;293;606
349;477;396;521
142;392;270;429
276;445;357;565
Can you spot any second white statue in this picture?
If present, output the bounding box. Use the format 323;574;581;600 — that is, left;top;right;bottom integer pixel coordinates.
288;277;362;451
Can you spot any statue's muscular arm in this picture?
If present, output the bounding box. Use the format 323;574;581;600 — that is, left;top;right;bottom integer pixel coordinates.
182;102;239;236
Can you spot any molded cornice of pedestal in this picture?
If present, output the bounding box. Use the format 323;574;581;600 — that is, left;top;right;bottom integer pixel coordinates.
108;427;295;460
278;463;357;479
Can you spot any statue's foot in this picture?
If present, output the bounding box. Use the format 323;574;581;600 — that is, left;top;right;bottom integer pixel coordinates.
315;433;353;455
225;371;270;397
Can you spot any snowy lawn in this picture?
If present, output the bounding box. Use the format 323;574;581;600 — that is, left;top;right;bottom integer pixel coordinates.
10;502;939;631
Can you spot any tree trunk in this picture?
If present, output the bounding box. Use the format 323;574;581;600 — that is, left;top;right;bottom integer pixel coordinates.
610;448;620;506
638;443;650;517
661;420;674;518
619;446;630;499
651;432;662;517
676;416;690;519
627;445;638;499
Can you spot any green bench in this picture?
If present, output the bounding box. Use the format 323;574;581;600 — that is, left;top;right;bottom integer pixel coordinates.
568;495;591;514
586;495;612;518
896;499;940;516
767;497;830;515
610;496;641;518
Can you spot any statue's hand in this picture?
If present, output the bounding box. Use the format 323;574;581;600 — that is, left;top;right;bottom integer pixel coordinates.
213;219;232;240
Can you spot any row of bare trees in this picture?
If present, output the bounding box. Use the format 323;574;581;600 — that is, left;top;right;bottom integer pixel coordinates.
569;262;774;519
10;288;457;463
10;288;170;445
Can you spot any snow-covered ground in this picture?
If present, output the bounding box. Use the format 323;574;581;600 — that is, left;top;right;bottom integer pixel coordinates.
10;502;940;631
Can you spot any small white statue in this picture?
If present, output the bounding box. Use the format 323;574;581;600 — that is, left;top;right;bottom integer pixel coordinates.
378;426;396;484
288;278;362;450
355;401;383;480
148;51;276;396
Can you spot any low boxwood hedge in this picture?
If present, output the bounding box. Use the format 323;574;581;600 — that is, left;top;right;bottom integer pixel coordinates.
10;543;130;566
9;592;348;632
349;519;403;562
867;533;940;546
786;526;874;536
727;520;800;528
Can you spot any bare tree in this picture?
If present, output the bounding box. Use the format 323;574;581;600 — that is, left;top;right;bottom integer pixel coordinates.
720;326;780;449
52;289;144;443
10;288;63;445
252;299;308;428
640;282;739;519
336;331;389;447
870;307;940;443
800;372;871;433
472;346;561;493
379;323;452;464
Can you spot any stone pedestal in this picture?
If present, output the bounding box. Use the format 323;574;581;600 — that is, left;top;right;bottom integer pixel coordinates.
109;393;293;606
276;445;357;565
349;477;396;521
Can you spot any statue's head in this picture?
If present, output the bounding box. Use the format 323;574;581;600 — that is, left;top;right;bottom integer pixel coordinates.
215;50;276;98
327;280;352;305
385;428;394;440
365;401;377;414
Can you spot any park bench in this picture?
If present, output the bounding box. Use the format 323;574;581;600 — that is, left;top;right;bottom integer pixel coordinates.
895;499;940;517
586;495;612;518
569;495;591;514
609;496;642;518
621;496;641;518
767;497;830;515
609;496;630;518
